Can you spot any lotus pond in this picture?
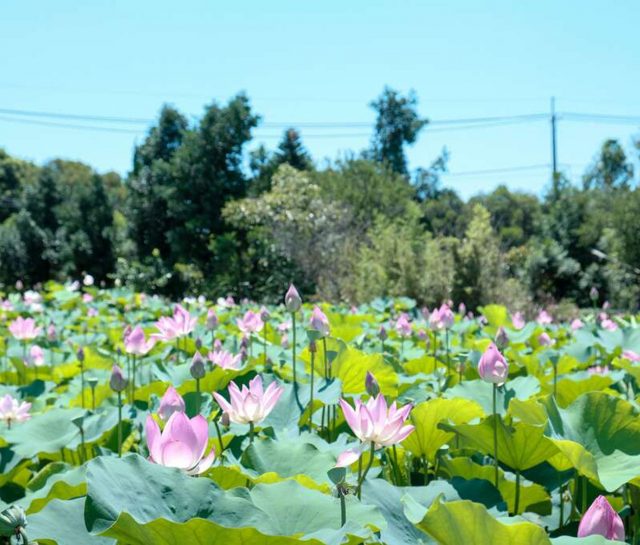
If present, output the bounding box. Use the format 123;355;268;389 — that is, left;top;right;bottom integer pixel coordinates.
0;282;639;544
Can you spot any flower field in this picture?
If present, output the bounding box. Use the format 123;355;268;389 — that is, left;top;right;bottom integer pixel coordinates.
0;282;639;544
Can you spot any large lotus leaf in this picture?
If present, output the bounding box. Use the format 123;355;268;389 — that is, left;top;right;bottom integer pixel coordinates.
361;477;459;545
4;407;118;458
27;498;115;545
85;454;384;545
551;537;626;544
552;373;618;407
441;416;558;471
0;446;31;487
403;398;484;463
24;465;86;514
444;377;541;416
440;457;550;515
241;437;337;487
403;355;439;376
479;304;509;328
330;346;398;396
542;392;640;490
408;498;551;545
507;398;548;426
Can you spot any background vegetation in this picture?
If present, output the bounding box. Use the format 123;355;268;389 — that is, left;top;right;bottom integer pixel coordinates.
1;88;639;312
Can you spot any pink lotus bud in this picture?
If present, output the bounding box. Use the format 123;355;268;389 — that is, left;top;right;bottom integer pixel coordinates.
478;343;509;385
213;375;284;425
109;365;128;393
125;325;155;356
537;309;553;325
213;339;222;352
458;302;466;315
158;386;185;420
260;306;271;323
537;332;554;347
145;412;215;475
190;352;206;379
571;318;584;330
417;329;428;341
47;322;56;342
395;313;412;337
195;337;202;350
589;286;599;301
365;372;380;397
77;347;85;362
310;306;330;338
284;284;302;312
378;325;388;341
577;495;624;540
29;345;45;367
206;308;218;330
511;312;525;330
603;301;610;310
437;304;454;329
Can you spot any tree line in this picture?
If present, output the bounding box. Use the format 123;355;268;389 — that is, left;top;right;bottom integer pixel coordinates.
1;88;639;313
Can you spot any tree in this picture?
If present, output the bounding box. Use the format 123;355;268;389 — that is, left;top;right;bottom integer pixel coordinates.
369;87;428;176
274;128;312;171
0;149;38;223
583;139;634;190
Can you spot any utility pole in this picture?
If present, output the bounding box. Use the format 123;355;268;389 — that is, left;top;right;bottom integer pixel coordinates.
550;96;558;199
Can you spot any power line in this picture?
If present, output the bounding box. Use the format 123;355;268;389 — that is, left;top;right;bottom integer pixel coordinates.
443;164;550;177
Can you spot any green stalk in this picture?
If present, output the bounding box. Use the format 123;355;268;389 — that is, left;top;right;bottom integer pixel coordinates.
357;443;376;499
322;337;329;378
514;469;521;515
263;323;268;364
196;377;201;414
117;391;122;458
445;328;450;374
309;349;315;430
249;421;255;444
339;487;347;526
214;417;225;462
492;383;499;487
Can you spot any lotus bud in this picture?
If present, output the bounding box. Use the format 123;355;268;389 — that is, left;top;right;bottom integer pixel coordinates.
77;347;85;362
195;337;203;350
47;322;56;342
495;326;509;348
158;386;186;420
0;505;27;540
206;308;218;330
590;286;599;301
578;495;625;540
213;339;222;352
284;284;302;313
260;306;271;323
221;412;230;427
190;352;206;380
109;365;128;393
478;343;509;385
378;325;388;341
365;371;380;397
310;306;330;338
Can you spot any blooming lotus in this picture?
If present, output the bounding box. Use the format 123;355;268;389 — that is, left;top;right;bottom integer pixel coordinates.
208;349;242;370
237;311;264;334
158;386;186;421
124;325;156;355
338;394;414;449
0;395;31;427
153;305;197;341
395;313;412;337
310;306;330;338
145;411;215;475
9;317;42;340
213;375;283;425
578;495;624;540
29;345;45;367
478;343;509;385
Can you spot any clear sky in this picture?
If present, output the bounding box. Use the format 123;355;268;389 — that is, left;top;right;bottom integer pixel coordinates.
1;0;639;198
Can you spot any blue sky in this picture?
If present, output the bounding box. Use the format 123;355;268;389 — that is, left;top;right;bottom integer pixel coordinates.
1;0;639;198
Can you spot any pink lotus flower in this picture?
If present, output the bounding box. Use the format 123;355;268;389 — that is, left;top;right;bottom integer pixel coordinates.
601;318;618;331
0;299;14;311
578;495;624;540
110;365;128;392
537;332;554;347
339;394;414;450
29;345;45;367
571;318;584;330
145;411;215;475
83;293;94;303
431;304;454;330
458;302;466;316
208;349;242;370
277;321;291;333
153;305;197;341
511;312;525;330
0;395;31;426
587;365;608;376
478;343;509;385
124;325;156;356
237;311;264;334
158;386;186;421
537;310;553;325
9;317;42;340
284;284;302;312
213;376;283;425
622;350;640;362
310;306;330;338
395;313;412;337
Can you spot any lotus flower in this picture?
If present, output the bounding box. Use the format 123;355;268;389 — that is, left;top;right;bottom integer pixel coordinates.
9;317;42;340
511;312;525;330
208;349;242;370
284;284;302;312
310;306;330;338
47;322;56;341
537;310;553;325
430;304;454;330
537;332;554;347
622;350;640;362
109;365;128;392
379;325;388;341
495;326;509;348
395;313;412;337
338;394;414;449
0;395;31;427
124;325;156;355
571;318;584;330
158;386;186;421
601;318;618;331
29;345;45;367
153;305;197;341
145;411;215;475
213;375;283;425
237;311;264;334
478;343;509;385
577;495;624;540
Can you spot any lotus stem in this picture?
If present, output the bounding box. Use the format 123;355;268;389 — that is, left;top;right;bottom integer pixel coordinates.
492;383;499;487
